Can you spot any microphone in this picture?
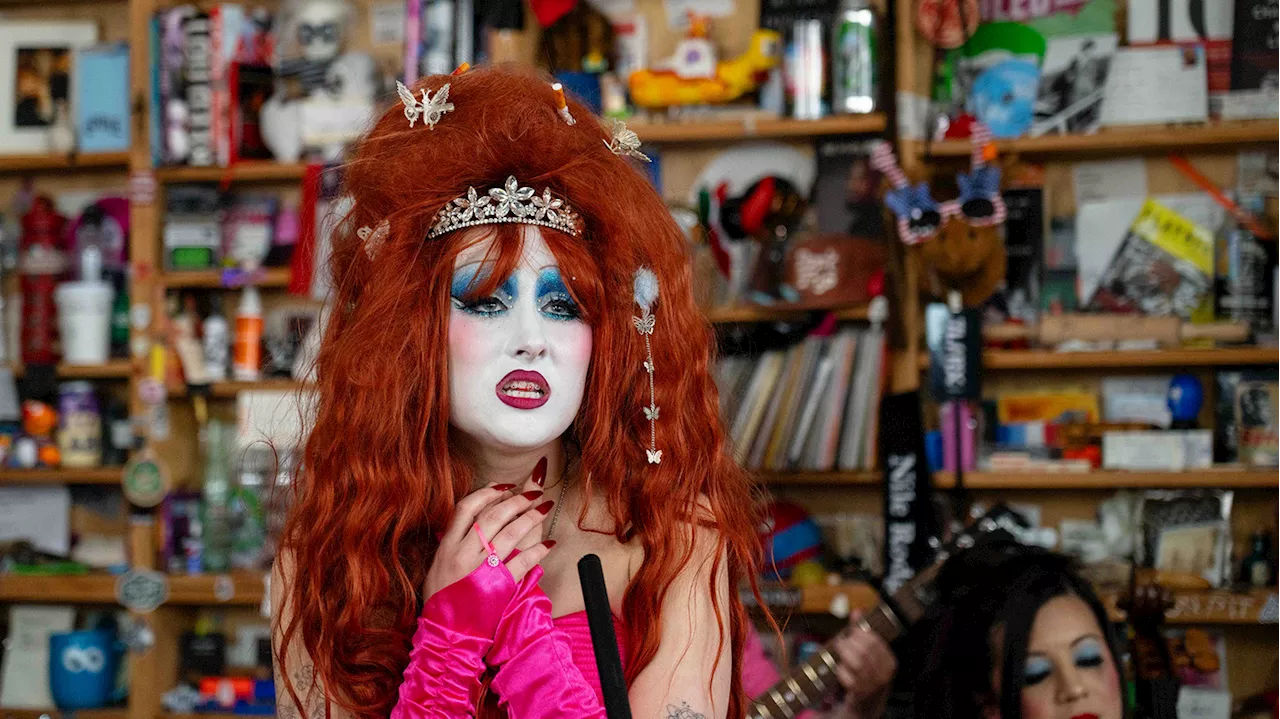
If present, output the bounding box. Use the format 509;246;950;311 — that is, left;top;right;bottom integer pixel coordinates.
577;554;633;719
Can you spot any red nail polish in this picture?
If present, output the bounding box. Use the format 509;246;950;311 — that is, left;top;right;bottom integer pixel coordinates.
532;457;547;487
536;500;554;514
492;483;517;491
542;540;557;549
521;490;544;501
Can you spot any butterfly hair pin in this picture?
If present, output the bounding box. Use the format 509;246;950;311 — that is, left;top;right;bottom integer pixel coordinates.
396;81;454;129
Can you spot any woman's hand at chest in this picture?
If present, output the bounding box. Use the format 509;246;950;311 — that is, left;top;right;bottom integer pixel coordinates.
423;482;556;600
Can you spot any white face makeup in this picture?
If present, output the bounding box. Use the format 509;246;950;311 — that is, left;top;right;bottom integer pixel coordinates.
447;227;593;452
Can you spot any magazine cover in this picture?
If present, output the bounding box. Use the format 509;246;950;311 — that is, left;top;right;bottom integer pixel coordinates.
1087;198;1214;318
1235;380;1278;467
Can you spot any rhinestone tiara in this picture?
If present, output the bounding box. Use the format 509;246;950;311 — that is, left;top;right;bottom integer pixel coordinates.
428;176;583;239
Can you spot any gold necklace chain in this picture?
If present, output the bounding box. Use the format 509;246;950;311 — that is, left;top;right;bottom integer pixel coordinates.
546;474;572;539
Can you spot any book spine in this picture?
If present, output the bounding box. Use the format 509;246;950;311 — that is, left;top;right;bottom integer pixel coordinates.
183;13;215;166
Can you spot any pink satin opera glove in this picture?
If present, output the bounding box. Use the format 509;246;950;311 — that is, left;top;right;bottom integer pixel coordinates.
390;559;519;719
487;566;609;719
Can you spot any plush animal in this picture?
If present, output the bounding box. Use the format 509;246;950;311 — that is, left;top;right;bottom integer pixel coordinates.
871;125;1007;307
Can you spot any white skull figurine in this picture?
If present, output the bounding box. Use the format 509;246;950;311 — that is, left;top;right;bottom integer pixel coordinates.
295;0;348;64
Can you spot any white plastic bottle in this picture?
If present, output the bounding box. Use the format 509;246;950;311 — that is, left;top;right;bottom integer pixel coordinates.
231;286;262;382
203;294;229;382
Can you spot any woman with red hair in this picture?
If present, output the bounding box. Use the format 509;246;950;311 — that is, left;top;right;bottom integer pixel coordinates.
271;66;765;719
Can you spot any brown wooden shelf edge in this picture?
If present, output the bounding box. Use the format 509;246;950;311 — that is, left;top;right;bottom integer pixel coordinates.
0;572;266;606
0;467;123;485
1;709;129;719
918;346;1278;370
704;304;870;324
0;151;130;173
632;113;887;144
923;121;1278;158
933;469;1278;489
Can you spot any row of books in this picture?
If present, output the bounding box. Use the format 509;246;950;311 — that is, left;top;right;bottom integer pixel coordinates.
152;5;276;168
719;325;886;473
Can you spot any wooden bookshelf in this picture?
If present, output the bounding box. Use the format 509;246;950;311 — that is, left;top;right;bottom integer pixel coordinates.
210;379;310;397
154;162;311;183
11;360;134;379
1101;587;1278;625
631;113;887;144
919;346;1278;371
0;467;123;485
162;267;293;289
934;469;1278;490
0;572;265;606
704;304;870;324
743;582;879;615
0;152;129;174
0;573;118;603
924;121;1279;159
756;471;880;486
1;710;129;719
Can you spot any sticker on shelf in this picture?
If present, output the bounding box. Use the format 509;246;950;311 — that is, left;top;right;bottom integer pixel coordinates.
137;377;165;406
116;569;169;613
129;171;157;205
213;575;236;602
130;303;153;330
1260;594;1278;624
123;452;169;508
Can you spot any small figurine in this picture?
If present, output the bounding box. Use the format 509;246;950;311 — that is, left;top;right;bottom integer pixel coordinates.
628;21;781;108
17;400;60;468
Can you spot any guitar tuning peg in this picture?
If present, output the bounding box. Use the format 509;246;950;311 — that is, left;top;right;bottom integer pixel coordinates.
957;534;975;549
928;536;942;550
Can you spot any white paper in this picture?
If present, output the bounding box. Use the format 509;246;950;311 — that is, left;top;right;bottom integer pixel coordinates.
1176;688;1231;719
1237;151;1277;197
0;485;70;555
371;2;405;45
1127;0;1233;43
585;0;637;21
1075;193;1225;304
237;390;315;452
663;0;733;27
1103;376;1173;427
0;605;74;708
1073;159;1148;205
1101;46;1208;126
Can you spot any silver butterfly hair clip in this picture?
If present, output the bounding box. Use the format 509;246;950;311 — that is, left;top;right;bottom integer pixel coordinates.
396;80;454;129
604;118;650;163
357;219;390;259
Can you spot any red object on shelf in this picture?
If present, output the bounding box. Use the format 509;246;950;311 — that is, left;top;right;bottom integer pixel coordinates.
19;196;67;366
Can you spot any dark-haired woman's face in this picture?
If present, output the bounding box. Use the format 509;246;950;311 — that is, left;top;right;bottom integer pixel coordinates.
988;595;1123;719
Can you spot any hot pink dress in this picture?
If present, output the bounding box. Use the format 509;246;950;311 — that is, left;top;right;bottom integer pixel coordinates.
390;561;784;718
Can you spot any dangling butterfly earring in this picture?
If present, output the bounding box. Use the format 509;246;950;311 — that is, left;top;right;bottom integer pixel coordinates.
633;268;662;464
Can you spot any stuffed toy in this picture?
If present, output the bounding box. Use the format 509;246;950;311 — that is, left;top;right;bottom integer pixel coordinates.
871;124;1007;307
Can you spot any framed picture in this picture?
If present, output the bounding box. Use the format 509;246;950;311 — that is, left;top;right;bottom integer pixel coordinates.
0;22;99;154
1139;489;1234;587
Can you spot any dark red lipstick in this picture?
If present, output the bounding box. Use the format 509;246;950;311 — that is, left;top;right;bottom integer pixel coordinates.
496;370;551;409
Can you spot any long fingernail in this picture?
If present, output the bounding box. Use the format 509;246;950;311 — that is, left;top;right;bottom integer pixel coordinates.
536;500;554;514
492;483;516;491
532;457;547;487
542;540;557;549
522;490;544;501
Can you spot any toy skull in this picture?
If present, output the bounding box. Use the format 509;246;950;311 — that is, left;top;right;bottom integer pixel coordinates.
296;0;348;64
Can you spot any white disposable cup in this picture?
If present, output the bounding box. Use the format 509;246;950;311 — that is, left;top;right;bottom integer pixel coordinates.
55;282;115;365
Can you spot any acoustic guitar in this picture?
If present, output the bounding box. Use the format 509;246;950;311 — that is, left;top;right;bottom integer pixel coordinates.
748;505;1020;719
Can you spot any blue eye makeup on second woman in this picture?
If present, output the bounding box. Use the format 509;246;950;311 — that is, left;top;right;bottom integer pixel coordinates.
1073;637;1106;669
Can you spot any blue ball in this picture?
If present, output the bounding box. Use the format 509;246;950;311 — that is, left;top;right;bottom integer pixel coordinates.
1167;374;1204;422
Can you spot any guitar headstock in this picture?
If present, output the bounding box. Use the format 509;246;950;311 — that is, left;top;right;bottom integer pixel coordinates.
926;502;1026;566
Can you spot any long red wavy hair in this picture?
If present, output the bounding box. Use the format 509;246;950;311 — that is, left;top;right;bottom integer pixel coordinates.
277;65;764;718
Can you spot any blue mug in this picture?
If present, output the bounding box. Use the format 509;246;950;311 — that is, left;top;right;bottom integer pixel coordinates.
49;629;120;709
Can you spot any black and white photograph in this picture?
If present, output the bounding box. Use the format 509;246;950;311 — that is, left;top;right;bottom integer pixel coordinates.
1031;33;1117;136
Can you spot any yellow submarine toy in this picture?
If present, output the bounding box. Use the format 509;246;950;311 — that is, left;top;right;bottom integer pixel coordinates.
628;24;781;109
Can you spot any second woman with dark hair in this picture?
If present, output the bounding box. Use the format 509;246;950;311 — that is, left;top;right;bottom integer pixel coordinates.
914;540;1126;719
